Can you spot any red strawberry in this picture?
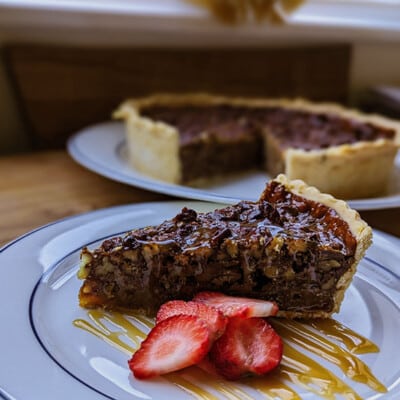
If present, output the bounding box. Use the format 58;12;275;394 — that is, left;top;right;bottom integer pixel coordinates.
193;292;279;318
209;317;283;380
129;315;210;379
156;300;228;340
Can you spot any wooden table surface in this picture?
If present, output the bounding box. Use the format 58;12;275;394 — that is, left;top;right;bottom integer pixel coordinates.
1;150;400;248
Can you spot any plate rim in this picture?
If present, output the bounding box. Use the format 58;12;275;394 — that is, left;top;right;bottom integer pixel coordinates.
1;200;400;400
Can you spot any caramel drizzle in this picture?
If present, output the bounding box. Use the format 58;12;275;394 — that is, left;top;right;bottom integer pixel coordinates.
307;319;379;355
272;319;385;393
73;311;386;399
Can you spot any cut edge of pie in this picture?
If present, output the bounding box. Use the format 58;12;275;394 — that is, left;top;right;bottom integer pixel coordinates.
272;174;372;318
114;93;400;199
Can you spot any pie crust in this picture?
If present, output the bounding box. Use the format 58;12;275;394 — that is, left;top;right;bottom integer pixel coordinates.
114;93;400;199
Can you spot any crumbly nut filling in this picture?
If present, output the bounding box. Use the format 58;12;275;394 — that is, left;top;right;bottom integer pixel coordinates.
79;181;357;316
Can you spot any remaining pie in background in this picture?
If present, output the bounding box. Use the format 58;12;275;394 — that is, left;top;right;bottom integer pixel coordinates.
114;93;400;199
78;175;372;319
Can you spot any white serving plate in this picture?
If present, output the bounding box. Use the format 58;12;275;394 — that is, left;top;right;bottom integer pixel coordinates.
1;201;400;399
68;122;400;211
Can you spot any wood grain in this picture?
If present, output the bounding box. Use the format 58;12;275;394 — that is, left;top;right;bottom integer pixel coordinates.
0;150;399;248
4;44;351;149
0;151;171;247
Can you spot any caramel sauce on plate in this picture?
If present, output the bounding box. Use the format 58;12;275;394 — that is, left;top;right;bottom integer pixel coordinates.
73;311;386;399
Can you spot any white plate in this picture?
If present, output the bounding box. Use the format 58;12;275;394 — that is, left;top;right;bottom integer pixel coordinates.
1;201;400;400
68;122;400;211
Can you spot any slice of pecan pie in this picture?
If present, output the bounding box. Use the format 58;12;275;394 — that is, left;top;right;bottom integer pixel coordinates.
78;175;372;319
114;93;400;199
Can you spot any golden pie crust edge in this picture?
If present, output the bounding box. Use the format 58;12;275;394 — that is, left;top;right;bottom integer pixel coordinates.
273;174;372;319
114;93;400;199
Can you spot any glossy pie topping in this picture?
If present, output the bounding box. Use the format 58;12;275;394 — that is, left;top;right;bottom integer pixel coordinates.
80;182;357;315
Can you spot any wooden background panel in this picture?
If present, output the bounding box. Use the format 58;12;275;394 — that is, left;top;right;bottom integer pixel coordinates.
4;44;351;149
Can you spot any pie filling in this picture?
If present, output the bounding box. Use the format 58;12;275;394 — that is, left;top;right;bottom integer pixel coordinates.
141;105;395;182
79;181;357;316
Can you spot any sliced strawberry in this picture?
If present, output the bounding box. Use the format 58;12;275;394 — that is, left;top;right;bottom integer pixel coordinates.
156;300;228;340
193;291;279;318
129;315;210;379
209;317;283;380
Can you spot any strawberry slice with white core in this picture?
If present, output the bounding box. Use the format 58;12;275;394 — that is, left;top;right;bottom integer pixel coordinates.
209;317;283;380
156;300;228;340
129;315;210;379
193;292;279;318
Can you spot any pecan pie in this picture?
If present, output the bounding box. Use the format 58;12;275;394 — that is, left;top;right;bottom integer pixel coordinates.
114;94;400;199
78;175;372;319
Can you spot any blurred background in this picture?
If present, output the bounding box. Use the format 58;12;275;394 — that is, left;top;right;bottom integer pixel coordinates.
0;0;399;155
